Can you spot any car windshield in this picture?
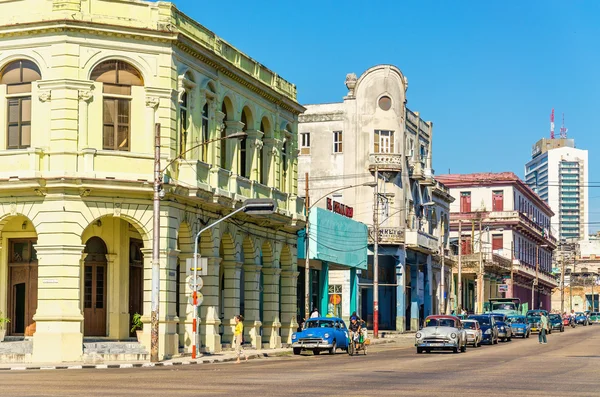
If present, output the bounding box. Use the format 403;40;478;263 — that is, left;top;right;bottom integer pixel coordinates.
575;312;584;316
549;314;561;320
507;317;525;324
591;312;600;316
425;318;456;327
470;316;490;325
491;315;504;322
491;303;516;311
304;320;334;329
463;322;476;329
527;317;539;324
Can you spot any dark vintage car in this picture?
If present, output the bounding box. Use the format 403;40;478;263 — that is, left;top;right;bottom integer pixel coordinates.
548;313;565;332
291;317;349;355
507;315;531;338
415;315;468;354
574;312;589;326
490;313;513;342
527;315;551;334
468;314;498;345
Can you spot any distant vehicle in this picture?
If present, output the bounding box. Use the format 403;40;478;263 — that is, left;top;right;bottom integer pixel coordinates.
462;319;483;347
548;313;565;332
526;309;549;318
291;317;349;355
490;313;513;342
507;315;531;338
415;315;468;354
574;312;589;326
468;314;499;345
589;312;600;325
488;298;521;316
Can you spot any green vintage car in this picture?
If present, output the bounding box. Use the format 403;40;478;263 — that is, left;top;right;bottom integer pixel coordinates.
589;312;600;325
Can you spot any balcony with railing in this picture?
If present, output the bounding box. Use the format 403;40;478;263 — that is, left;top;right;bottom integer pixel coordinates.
405;230;439;253
368;153;402;173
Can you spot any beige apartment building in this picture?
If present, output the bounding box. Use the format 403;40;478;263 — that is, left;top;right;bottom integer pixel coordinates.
0;0;304;362
298;65;455;332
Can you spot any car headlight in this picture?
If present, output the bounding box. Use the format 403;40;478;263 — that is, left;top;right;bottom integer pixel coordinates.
416;332;422;339
500;326;505;331
324;333;330;339
485;329;491;334
292;333;297;340
450;333;457;339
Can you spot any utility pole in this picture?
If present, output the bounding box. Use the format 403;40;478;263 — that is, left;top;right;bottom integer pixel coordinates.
560;248;565;314
373;166;380;338
458;220;463;312
304;172;310;321
440;237;445;314
477;218;483;314
151;123;161;363
510;240;514;298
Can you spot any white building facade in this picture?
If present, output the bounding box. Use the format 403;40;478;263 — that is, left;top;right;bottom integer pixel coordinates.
525;138;589;241
298;65;455;332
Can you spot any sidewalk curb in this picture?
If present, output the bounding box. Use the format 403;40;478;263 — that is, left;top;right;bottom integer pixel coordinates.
0;351;290;372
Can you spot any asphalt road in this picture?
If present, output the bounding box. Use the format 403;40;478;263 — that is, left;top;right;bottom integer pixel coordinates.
2;325;599;397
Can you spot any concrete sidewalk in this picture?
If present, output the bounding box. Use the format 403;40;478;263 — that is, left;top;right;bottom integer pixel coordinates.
0;336;414;371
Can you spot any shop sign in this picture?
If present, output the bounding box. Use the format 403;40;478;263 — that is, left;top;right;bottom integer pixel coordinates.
327;197;354;218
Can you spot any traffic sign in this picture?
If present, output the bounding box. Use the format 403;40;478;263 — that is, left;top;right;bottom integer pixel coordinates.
189;292;204;306
498;284;509;293
188;276;204;291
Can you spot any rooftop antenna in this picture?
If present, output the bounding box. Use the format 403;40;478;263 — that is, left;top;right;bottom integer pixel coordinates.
560;113;568;138
550;108;555;139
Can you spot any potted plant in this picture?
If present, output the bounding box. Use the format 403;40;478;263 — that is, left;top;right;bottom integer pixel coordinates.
0;311;10;342
131;313;143;342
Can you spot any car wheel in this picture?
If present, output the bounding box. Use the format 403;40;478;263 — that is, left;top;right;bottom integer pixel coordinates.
560;326;564;333
417;347;423;354
313;350;321;355
329;342;336;355
293;348;301;355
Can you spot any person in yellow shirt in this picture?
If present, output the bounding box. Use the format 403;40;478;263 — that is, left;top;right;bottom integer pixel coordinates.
234;315;248;363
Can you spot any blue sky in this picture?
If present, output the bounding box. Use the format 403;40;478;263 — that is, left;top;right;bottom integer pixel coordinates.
175;0;600;232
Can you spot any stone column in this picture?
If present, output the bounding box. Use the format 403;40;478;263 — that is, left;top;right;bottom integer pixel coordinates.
395;249;406;332
243;264;262;349
280;270;299;345
262;267;282;348
263;138;279;187
225;120;244;174
32;243;85;362
145;96;160;145
425;256;433;317
221;261;242;346
246;129;264;182
319;262;330;317
200;256;222;353
410;264;419;331
178;253;194;353
78;90;93;149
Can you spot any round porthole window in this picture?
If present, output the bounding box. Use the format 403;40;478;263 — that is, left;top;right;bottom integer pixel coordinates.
378;96;392;111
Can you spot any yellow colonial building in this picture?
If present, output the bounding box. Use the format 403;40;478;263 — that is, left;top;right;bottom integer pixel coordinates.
0;0;304;362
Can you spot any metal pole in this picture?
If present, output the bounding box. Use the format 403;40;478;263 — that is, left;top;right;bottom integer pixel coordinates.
458;220;462;312
151;123;161;362
373;166;379;338
533;245;539;310
560;252;565;314
478;219;483;314
304;173;310;321
510;240;514;298
440;239;445;315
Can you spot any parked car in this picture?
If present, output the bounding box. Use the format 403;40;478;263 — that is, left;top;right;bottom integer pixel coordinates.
462;319;482;347
574;312;589;326
507;315;531;338
548;313;565;332
490;313;513;342
468;314;499;345
291;317;349;355
527;316;545;334
589;312;600;325
415;315;468;354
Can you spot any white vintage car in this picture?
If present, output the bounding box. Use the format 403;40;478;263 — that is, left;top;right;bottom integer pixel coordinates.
415;315;468;354
461;319;483;347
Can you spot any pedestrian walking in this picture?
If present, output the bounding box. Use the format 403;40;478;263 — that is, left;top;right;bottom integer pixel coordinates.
234;315;248;363
539;313;549;344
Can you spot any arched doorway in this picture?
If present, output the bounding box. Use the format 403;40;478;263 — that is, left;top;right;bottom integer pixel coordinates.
83;237;108;336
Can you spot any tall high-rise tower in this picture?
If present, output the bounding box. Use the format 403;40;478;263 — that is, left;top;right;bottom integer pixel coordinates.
525;131;589;241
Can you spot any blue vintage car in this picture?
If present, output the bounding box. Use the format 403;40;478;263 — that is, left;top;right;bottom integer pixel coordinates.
468;314;499;345
507;315;531;338
291;317;349;355
490;313;513;342
574;312;589;326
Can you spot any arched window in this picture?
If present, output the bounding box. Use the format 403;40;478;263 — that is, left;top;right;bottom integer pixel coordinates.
179;91;188;157
1;60;41;149
201;102;209;163
240;111;248;178
220;101;228;169
91;60;143;151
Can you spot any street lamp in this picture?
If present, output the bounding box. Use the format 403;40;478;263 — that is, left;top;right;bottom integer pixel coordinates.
151;124;247;362
303;179;376;323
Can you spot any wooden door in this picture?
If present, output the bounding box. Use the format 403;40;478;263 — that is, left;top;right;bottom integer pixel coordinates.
7;239;38;336
83;262;107;336
129;239;144;336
